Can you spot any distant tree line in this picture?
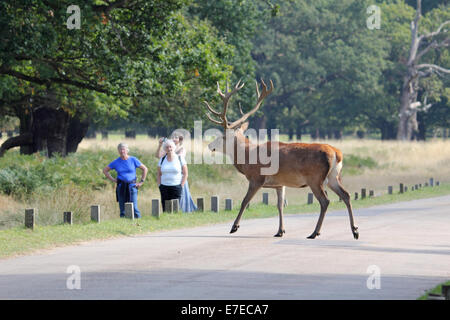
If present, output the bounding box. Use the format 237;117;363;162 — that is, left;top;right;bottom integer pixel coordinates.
0;0;449;158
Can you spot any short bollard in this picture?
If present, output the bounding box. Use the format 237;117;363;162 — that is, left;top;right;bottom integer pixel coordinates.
361;188;366;199
404;186;408;192
197;198;204;212
415;184;419;190
262;192;269;205
172;199;179;213
307;193;313;204
125;202;134;220
211;196;219;213
430;178;434;187
152;199;160;218
225;199;233;211
25;208;36;229
354;192;358;201
436;181;440;186
388;186;393;195
399;183;404;194
165;200;173;213
63;211;73;225
442;285;450;300
369;190;374;197
91;205;100;223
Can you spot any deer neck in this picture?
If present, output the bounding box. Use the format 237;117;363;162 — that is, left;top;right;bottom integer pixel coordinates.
229;134;254;173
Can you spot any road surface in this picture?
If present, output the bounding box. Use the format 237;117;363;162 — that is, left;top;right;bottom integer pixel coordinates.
0;195;449;299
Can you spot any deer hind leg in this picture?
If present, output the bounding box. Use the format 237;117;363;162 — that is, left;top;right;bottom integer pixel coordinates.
230;180;263;234
327;174;359;240
274;186;286;237
307;182;330;239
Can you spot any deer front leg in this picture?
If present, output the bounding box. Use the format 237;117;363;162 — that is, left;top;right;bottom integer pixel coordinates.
307;184;330;239
274;186;286;237
230;181;263;234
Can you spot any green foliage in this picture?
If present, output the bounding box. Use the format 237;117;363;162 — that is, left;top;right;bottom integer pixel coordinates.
343;154;378;175
251;0;390;135
0;149;236;199
0;0;235;132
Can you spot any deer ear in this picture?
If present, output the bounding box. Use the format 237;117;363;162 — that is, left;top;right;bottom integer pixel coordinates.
239;122;249;132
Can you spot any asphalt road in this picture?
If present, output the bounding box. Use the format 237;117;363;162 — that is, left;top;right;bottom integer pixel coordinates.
1;195;449;300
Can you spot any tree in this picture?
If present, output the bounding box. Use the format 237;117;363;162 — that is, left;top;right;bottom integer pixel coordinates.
397;0;450;140
250;0;388;138
0;0;233;157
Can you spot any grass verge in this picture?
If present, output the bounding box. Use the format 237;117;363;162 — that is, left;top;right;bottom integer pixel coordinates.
1;183;450;260
418;280;450;300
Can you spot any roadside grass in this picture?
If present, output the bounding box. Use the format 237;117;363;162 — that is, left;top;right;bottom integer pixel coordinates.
1;182;449;260
418;280;450;300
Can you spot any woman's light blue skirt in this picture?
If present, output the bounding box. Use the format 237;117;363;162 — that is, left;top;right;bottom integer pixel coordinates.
180;180;198;212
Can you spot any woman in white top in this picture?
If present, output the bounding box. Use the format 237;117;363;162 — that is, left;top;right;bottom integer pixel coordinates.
157;139;188;212
155;133;197;212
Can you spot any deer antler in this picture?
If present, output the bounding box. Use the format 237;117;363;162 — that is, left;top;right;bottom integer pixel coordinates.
204;79;245;128
227;79;273;129
204;78;273;129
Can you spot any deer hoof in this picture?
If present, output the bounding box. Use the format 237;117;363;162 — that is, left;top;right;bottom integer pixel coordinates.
307;232;320;239
274;229;285;237
352;226;359;240
230;225;239;234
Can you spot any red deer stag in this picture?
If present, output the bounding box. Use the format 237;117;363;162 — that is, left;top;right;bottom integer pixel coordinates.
204;79;359;239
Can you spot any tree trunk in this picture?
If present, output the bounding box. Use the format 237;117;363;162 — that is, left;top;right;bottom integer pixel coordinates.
1;105;89;158
333;130;342;140
416;112;426;140
32;107;69;157
296;126;302;141
380;121;397;140
288;128;294;141
66;116;89;153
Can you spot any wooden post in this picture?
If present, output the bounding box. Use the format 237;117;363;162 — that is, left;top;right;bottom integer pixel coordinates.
211;195;219;213
91;205;100;223
165;200;173;213
388;186;393;195
442;285;450;300
125;202;134;220
63;211;73;225
361;188;366;199
307;193;313;204
262;192;269;205
172;199;179;213
152;199;160;218
399;183;404;194
25;208;36;229
225;199;233;211
197;198;204;212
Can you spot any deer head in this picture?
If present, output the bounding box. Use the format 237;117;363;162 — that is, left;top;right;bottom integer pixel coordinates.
205;79;273;154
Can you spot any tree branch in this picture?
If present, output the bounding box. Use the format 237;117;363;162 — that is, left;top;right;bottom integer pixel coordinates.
416;37;450;61
0;67;109;94
421;20;450;40
0;132;33;157
416;64;450;74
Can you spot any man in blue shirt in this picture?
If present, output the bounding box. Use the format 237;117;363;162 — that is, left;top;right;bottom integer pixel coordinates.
103;143;148;218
